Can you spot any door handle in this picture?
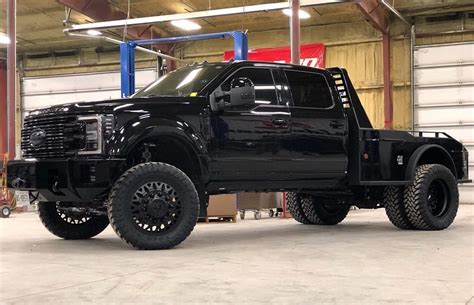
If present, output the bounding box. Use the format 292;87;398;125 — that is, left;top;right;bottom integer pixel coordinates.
330;120;344;129
272;118;288;127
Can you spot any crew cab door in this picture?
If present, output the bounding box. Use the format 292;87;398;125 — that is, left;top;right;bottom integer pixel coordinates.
210;66;291;181
281;69;348;180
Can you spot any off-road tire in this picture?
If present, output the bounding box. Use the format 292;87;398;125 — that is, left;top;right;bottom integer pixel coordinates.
301;196;350;225
384;186;413;229
286;192;311;224
108;162;199;250
404;164;459;230
38;202;109;239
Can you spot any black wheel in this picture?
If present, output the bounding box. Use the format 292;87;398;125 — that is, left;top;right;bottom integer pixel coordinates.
38;202;109;239
286;192;312;224
1;206;11;218
268;209;274;218
239;210;246;220
108;162;199;250
301;196;350;225
404;164;459;230
254;210;262;220
384;186;413;229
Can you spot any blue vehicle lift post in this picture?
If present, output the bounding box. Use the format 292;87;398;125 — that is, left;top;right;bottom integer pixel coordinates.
120;31;249;97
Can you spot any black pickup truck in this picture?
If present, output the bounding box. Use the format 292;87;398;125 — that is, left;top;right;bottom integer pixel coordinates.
8;61;470;249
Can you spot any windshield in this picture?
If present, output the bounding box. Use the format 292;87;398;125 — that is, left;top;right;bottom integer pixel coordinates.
133;64;227;98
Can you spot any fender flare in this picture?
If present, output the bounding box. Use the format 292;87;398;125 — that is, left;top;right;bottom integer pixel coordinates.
405;144;457;181
108;120;208;178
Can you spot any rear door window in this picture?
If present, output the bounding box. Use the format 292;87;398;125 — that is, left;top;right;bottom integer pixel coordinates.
284;70;334;108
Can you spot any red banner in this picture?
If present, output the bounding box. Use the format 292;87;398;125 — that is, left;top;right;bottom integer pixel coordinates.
223;43;325;68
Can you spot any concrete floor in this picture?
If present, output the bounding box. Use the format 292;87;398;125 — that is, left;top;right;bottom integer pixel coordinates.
0;206;472;305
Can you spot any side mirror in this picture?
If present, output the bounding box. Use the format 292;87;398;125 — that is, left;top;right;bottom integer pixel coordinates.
230;77;255;107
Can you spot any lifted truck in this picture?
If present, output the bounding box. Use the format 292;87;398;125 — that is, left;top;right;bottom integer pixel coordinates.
8;61;470;249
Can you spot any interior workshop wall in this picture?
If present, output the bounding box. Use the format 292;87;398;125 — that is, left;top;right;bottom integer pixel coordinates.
20;17;474;131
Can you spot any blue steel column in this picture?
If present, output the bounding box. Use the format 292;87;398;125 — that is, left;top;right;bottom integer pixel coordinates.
120;42;136;97
233;31;248;60
120;31;249;96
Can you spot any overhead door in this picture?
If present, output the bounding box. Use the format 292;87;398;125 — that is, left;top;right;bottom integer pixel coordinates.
414;42;474;204
21;68;159;111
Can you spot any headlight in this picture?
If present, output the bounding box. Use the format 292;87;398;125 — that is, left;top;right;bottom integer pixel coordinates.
77;115;103;155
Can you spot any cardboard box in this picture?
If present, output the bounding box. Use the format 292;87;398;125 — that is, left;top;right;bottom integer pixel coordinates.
208;194;237;217
237;192;282;210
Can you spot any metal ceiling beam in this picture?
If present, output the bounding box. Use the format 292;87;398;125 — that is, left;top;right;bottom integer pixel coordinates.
57;0;171;52
379;0;410;26
65;0;353;32
355;0;389;34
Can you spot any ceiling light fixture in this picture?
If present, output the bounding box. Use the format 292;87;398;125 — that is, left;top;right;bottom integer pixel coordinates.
0;34;11;44
86;29;102;36
282;9;311;19
171;19;201;31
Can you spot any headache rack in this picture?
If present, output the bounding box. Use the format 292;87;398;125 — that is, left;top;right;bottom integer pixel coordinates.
327;67;372;129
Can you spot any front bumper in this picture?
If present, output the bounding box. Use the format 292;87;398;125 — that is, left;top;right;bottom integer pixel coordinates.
7;159;126;202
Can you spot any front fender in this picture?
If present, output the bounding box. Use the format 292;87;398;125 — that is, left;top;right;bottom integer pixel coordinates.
107;116;208;158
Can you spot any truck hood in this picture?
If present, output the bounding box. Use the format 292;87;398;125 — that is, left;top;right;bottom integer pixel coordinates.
27;96;207;116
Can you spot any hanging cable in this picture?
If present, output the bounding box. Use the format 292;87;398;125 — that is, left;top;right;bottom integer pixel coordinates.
123;0;131;40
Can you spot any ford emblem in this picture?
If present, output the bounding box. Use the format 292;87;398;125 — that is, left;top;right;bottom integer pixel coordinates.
30;129;46;147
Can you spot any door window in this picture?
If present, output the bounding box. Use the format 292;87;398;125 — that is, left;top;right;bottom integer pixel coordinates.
284;70;333;108
221;68;278;105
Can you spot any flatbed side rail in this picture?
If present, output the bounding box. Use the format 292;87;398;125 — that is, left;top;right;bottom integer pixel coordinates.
408;131;453;139
359;127;454;140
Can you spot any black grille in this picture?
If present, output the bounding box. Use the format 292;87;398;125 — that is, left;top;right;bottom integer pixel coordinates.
21;113;84;159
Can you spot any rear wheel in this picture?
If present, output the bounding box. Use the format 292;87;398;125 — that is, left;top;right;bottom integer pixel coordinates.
384;186;413;229
108;162;199;250
301;196;350;225
38;202;109;239
286;192;311;224
404;164;459;230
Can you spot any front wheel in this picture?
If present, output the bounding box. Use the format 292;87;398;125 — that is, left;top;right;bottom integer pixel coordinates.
108;162;199;250
404;164;459;230
38;202;109;239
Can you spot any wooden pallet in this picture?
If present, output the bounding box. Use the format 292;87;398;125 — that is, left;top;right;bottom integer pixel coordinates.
198;215;237;223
